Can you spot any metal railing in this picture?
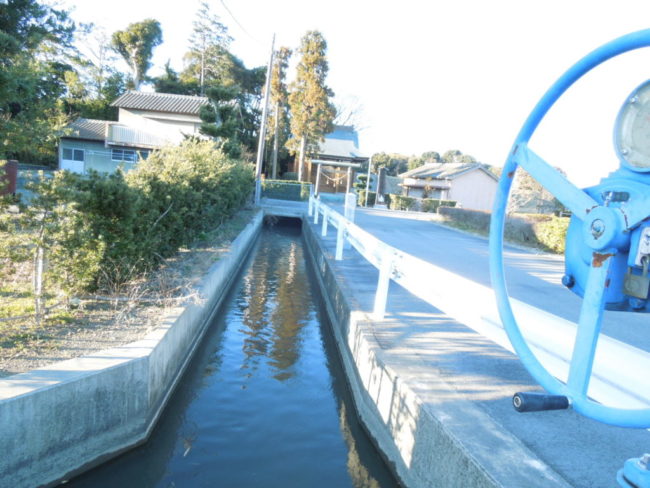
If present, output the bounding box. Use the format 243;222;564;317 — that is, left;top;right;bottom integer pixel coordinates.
308;195;650;411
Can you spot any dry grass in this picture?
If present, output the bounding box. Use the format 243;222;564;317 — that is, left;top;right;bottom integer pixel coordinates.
0;208;257;377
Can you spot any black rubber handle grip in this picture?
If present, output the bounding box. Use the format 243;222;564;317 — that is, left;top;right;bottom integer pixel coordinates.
513;392;570;412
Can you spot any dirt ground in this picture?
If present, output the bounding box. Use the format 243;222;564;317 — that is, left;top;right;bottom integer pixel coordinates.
0;208;256;378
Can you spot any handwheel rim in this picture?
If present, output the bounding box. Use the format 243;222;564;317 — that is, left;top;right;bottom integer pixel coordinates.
489;29;650;428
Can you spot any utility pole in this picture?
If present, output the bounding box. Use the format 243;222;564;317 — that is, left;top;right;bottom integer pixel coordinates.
254;34;275;205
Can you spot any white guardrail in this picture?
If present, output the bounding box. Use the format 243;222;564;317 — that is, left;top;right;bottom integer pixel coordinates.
308;195;650;411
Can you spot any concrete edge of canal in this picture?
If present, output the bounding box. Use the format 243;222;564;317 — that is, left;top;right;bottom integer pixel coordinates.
0;211;264;488
301;217;574;488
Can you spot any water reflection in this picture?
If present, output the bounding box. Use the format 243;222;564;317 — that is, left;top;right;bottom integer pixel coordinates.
239;237;311;381
65;222;398;488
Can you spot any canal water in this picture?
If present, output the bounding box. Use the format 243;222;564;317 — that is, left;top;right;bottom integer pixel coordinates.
66;220;399;488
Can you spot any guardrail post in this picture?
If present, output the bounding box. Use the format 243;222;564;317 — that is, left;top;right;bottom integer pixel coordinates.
254;179;262;205
344;192;356;222
308;196;314;217
321;207;329;236
336;222;345;260
314;199;320;224
373;248;392;320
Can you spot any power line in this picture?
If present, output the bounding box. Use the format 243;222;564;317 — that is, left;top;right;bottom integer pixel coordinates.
218;0;264;45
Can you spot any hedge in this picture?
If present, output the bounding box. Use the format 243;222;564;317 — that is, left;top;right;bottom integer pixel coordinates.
534;216;570;253
261;179;311;201
0;140;255;295
388;194;416;211
357;190;376;206
421;198;457;213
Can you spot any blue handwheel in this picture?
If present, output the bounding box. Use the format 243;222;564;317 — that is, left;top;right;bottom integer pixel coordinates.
489;30;650;428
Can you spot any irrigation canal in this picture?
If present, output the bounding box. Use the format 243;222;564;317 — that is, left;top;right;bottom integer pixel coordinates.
65;219;399;488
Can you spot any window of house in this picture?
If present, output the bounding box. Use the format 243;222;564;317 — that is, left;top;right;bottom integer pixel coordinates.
111;149;137;162
62;148;84;161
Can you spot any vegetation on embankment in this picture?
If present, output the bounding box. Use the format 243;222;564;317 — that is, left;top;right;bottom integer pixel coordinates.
437;207;569;254
0;140;254;340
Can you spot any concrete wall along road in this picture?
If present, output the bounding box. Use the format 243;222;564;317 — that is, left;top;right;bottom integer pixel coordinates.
0;211;264;488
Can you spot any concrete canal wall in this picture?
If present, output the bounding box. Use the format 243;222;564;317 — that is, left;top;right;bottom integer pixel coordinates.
0;211;264;488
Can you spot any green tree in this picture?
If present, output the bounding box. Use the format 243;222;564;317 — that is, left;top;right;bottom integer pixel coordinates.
369;152;408;176
421;151;441;162
442;149;462;163
63;28;128;120
111;19;162;90
442;149;476;164
0;0;74;56
153;61;199;95
267;47;292;178
288;31;336;181
407;155;424;171
0;0;77;164
197;56;265;160
0;171;105;323
200;85;243;158
182;1;232;95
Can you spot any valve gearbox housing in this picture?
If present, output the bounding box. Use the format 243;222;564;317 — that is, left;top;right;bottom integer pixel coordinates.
565;171;650;312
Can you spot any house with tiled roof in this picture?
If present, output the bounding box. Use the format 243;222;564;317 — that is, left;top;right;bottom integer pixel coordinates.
59;91;209;174
399;162;498;211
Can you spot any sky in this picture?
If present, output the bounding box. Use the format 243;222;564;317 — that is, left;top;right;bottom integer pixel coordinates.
60;0;650;187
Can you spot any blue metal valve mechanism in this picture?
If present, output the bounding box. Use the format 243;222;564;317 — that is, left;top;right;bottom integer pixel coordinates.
489;29;650;433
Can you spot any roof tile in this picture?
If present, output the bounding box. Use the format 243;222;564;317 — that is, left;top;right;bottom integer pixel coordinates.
63;118;107;141
111;91;209;115
400;162;492;180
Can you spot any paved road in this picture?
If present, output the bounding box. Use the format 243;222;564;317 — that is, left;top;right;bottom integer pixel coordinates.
345;205;648;348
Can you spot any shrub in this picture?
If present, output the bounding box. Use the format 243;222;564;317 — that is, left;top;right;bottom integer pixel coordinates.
261;179;311;201
0;170;107;308
126;140;255;259
2;140;255;301
421;199;457;213
357;190;376;206
388;194;416;211
534;216;569;253
438;207;569;253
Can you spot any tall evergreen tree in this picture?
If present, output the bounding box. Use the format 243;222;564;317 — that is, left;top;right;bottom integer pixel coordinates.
267;47;292;178
183;1;232;95
199;85;242;158
111;19;162;90
288;31;336;181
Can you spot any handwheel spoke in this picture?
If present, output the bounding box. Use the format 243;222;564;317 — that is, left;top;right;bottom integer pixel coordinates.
515;144;598;221
566;251;615;398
